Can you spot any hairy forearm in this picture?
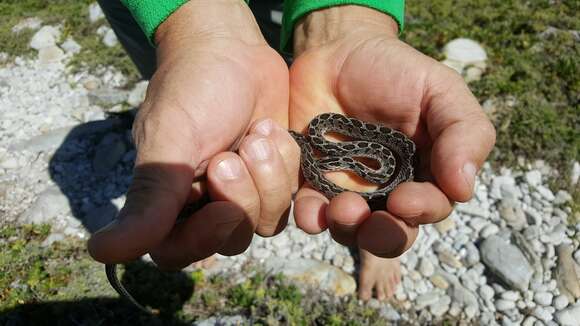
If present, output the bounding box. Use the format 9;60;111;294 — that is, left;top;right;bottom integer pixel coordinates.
293;5;399;56
155;0;264;60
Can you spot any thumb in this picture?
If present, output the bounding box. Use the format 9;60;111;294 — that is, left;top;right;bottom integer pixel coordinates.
88;107;201;264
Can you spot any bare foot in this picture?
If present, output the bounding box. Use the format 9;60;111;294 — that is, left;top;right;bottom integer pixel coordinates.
358;248;401;301
190;255;217;269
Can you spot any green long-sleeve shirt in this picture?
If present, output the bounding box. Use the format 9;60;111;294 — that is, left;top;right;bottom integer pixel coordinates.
120;0;405;52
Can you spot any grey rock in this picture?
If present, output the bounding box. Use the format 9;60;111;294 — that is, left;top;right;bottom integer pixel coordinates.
553;190;572;204
88;87;128;107
536;185;555;201
533;292;553;306
532;306;553;322
0;156;20;169
555;244;580;301
92;133;127;175
61;37;81;54
30;25;60;50
127;80;149;107
480;224;499;238
379;305;401;321
38;45;64;64
263;258;356;296
499;199;527;230
21;186;70;224
495;299;516;311
88;2;105;23
553;294;569;310
501;291;520;301
555;304;580;326
479;285;494;301
481;235;533;291
12;17;42;33
416;291;440;309
193;315;247;326
525;170;542;187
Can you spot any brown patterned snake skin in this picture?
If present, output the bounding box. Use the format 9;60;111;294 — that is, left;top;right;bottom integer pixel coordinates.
105;112;416;313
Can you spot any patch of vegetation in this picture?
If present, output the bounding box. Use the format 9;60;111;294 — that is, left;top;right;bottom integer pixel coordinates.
404;0;579;188
0;0;138;80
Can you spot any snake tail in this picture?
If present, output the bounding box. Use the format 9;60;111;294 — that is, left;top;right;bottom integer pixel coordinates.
105;264;153;314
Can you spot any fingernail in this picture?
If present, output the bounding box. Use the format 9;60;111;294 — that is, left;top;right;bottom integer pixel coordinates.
216;157;242;180
462;162;477;190
246;138;271;161
254;119;273;136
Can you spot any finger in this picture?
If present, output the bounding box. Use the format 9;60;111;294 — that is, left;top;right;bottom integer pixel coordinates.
357;211;419;258
250;118;301;193
325;192;371;247
148;201;245;270
239;134;292;237
293;187;329;234
206;152;260;256
424;69;496;202
386;182;453;225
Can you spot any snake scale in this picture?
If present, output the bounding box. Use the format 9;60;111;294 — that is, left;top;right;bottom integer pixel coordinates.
105;112;416;313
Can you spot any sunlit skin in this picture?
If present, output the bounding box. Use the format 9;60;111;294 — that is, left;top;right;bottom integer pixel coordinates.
289;6;495;299
87;1;495;301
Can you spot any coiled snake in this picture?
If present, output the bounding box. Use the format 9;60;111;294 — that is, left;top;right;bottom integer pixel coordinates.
105;112;416;313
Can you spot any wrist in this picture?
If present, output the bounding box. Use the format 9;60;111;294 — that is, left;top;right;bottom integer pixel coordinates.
293;5;398;56
155;0;264;52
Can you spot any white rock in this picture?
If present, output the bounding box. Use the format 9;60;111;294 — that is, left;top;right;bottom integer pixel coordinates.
0;156;20;169
443;38;487;65
501;291;520;301
12;17;42;33
525;170;542;187
479;285;494;301
20;186;70;224
30;25;61;50
102;28;118;47
496;299;516;311
418;258;435;277
532;306;553;322
127;80;149;107
480;224;499;238
555;304;580;326
571;161;580;185
416;292;440;309
61;37;81;54
38;45;64;64
88;2;105;23
534;292;553;306
553;295;569;310
537;185;555;201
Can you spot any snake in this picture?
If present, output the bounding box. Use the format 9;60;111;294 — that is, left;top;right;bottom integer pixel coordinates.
105;112;416;313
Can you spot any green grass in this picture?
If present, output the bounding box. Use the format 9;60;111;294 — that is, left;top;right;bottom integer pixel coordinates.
0;0;139;80
404;0;579;177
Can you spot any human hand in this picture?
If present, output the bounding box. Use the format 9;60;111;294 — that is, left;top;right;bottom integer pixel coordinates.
88;0;299;269
289;6;495;257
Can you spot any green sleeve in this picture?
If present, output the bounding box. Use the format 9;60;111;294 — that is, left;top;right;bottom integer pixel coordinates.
120;0;250;45
281;0;405;53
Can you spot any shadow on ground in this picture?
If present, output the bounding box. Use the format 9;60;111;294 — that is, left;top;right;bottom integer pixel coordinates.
0;261;196;326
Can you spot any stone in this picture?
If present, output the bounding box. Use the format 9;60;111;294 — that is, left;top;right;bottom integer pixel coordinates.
102;28;118;47
499;199;527;230
416;291;440;309
61;37;81;54
464;242;481;267
379;305;401;321
88;87;128;107
555;304;580;326
480;235;533;291
536;185;555;201
92;133;127;175
88;2;105;23
525;170;542;187
456;203;489;218
430;274;449;290
495;299;516;311
30;25;60;50
571;161;580;185
12;17;42;33
430;300;450;317
193;315;247;326
443;38;487;65
20;186;70;224
501;291;520;301
418;258;435;277
533;292;553;306
480;224;499;238
38;45;64;64
127;80;149;107
263;258;356;296
438;250;463;269
435;217;456;234
251;247;270;260
479;285;494;301
554;190;573;205
553;295;569;310
532;306;553;322
0;156;20;169
464;66;484;83
555;244;580;301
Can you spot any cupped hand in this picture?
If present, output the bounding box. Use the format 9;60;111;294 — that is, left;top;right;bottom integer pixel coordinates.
88;0;299;269
289;6;495;257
